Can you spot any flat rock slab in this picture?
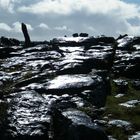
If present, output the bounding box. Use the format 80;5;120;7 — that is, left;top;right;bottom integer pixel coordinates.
46;74;102;92
129;132;140;140
119;100;140;108
62;109;93;126
108;119;132;130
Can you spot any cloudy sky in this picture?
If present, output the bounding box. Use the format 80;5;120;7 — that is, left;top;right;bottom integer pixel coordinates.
0;0;140;41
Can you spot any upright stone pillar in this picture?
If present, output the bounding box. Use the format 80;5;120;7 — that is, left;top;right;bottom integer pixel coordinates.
21;23;31;47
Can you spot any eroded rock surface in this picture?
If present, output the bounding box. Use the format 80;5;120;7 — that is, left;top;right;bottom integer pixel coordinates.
0;35;139;140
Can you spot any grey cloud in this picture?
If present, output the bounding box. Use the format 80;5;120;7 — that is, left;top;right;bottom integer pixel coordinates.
0;0;140;41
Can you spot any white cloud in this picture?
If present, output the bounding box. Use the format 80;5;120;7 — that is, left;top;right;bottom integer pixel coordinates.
16;0;140;37
54;25;67;31
117;21;140;36
0;23;12;31
87;26;97;33
18;0;140;18
38;23;49;29
12;22;22;32
129;26;140;35
54;25;73;32
12;22;33;33
18;0;73;15
1;0;140;40
0;0;20;13
0;22;33;33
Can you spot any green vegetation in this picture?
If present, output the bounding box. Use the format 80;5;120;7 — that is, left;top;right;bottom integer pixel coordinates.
103;78;140;140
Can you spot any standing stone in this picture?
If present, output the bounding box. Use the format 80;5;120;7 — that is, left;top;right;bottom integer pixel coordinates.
21;23;31;47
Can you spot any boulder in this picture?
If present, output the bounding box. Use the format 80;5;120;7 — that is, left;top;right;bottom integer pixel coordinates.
0;36;20;46
72;33;78;37
117;34;128;40
119;100;140;108
0;47;16;58
51;108;108;140
79;33;89;37
108;120;132;131
129;132;140;140
6;91;51;139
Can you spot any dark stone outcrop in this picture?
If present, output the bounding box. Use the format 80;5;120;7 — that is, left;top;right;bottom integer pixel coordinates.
0;36;20;46
117;34;128;40
0;46;21;58
6;91;50;139
0;34;139;139
113;35;140;78
50;36;115;46
21;23;31;47
72;33;79;37
51;108;108;140
79;33;89;37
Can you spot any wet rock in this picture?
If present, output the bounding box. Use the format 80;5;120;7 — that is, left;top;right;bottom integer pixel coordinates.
119;100;140;108
15;71;50;88
70;96;85;107
113;50;140;78
57;62;86;75
131;80;140;90
46;74;101;91
129;132;140;140
45;74;108;107
1;34;139;139
0;47;17;58
96;36;115;44
54;100;77;111
22;45;49;53
94;119;107;126
108;135;117;140
15;76;44;88
114;36;140;77
20;73;108;107
115;94;125;98
84;46;114;70
108;120;132;130
51;36;115;46
117;35;140;50
62;109;93;126
134;45;140;50
0;71;13;82
0;36;20;46
6;90;52;139
51;108;108;140
62;109;109;140
9;38;20;46
51;37;89;46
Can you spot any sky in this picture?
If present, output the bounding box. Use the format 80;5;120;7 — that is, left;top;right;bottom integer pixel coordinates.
0;0;140;41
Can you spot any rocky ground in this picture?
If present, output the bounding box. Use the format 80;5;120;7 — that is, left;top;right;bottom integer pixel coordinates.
0;35;140;140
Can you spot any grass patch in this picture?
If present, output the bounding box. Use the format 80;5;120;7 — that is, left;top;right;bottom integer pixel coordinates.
106;126;133;140
103;78;140;140
0;80;15;96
